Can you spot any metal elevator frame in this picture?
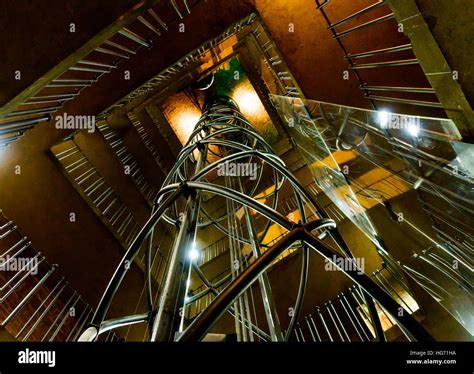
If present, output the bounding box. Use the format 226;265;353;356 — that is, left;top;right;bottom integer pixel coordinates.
78;95;434;342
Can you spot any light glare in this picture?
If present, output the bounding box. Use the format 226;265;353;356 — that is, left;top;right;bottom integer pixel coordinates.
232;83;268;124
378;110;390;128
407;122;420;137
189;248;199;261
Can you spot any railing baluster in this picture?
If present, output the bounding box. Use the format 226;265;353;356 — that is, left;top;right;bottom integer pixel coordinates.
304;316;316;342
15;278;64;339
0;256;44;299
333;13;395;39
317;307;333;342
328;1;385;29
308;314;322;342
22;282;69;341
72;309;94;342
2;266;57;327
341;293;370;341
138;16;162;36
170;0;184;19
49;295;82;342
148;9;168;31
41;291;78;342
329;300;351;342
118;28;152;48
325;302;344;341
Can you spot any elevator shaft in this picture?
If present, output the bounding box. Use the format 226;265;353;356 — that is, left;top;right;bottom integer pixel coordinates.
79;96;434;343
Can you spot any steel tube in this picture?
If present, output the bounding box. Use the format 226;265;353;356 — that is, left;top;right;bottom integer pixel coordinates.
0;256;44;297
2;265;57;326
65;305;90;342
41;291;78;341
346;44;412;59
366;95;444;108
243;203;284;341
22;282;69;341
338;295;364;341
95;47;130;59
87;186;184;329
329;1;385;29
138;16;162;36
329;300;351;341
148;9;168;30
308;314;322;341
6;107;60;117
98;313;149;335
49;295;82;341
341;293;370;341
325;302;344;341
170;0;184;19
352;58;418;69
0;115;51;134
317;307;333;342
178;228;304;341
303;231;433;341
334;13;395;39
104;40;137;54
118;28;152;48
16;278;64;339
78;60;116;69
361;85;435;94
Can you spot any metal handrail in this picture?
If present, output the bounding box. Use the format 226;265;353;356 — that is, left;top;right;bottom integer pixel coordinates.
0;211;105;342
0;0;198;148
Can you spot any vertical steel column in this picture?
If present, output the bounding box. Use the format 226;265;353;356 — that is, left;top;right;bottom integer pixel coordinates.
243;204;284;341
227;177;243;341
150;123;207;342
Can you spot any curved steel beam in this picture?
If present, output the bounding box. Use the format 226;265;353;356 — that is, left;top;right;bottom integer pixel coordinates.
87;185;185;330
177;226;306;341
177;224;435;342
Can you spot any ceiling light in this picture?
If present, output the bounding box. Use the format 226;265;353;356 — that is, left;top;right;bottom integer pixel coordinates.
378;110;390;128
232;82;268;125
407;122;420;137
189;247;199;261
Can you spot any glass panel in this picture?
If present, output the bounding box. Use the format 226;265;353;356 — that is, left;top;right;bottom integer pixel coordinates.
271;95;474;335
271;95;380;241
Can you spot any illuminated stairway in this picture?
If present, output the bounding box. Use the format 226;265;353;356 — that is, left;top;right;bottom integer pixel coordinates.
0;1;472;343
0;212;117;342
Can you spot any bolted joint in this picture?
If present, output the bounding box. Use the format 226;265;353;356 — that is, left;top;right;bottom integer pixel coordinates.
179;181;196;199
196;141;205;152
